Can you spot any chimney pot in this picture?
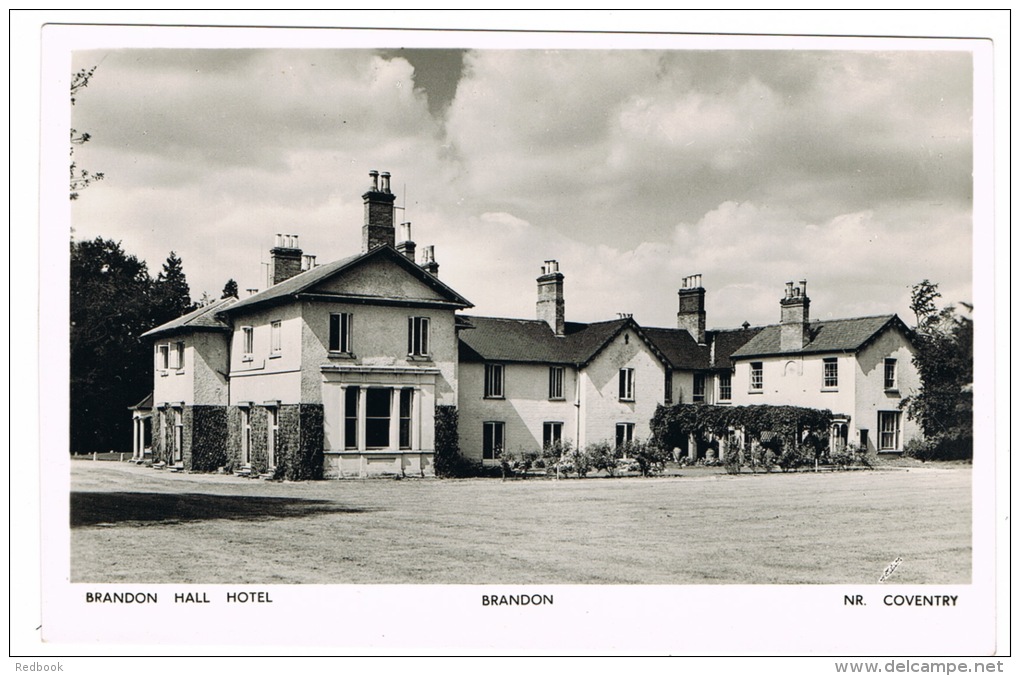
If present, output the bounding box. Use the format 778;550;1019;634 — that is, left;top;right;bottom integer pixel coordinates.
369;170;379;191
380;171;391;193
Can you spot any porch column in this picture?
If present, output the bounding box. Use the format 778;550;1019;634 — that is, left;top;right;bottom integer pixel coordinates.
412;387;421;452
388;388;399;452
357;387;367;453
338;385;347;451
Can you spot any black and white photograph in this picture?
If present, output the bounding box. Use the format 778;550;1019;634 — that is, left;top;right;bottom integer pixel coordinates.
16;11;1006;663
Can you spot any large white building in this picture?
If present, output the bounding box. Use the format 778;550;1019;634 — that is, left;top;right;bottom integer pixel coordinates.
138;171;921;477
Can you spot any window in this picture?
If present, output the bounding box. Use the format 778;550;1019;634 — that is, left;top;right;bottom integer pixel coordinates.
719;371;732;402
267;406;278;467
365;388;391;448
169;341;185;370
750;362;763;391
619;368;635;401
157;344;170;371
329;312;353;353
482;421;505;460
242;326;254;358
878;411;901;451
344;387;359;450
407;316;430;357
399;388;413;450
823;358;838;389
884;359;898;390
548;366;565;400
693;373;706;402
664;369;673;404
270;320;282;355
543;422;563;449
859;429;869;451
616;422;635;448
484;363;504;398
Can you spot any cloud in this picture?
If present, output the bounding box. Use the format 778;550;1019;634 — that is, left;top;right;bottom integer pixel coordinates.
68;47;974;330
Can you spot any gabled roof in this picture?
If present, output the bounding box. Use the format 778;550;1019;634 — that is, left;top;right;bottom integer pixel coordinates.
221;245;472;316
730;314;911;359
706;326;767;369
642;327;711;370
141;296;236;339
128;392;153;411
459;316;663;367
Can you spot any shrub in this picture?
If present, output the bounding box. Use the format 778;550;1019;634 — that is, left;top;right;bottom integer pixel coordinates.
499;449;540;480
624;440;670;477
434;405;465;478
903;435;973;462
777;448;809;472
723;442;742;475
588;440;622;477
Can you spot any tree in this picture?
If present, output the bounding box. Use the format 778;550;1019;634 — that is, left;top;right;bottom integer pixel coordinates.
903;280;973;460
221;278;239;299
70;238;154;453
70;241;199;454
151;252;194;326
70;67;104;200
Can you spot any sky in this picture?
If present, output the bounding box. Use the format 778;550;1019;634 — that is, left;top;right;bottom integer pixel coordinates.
68;44;975;330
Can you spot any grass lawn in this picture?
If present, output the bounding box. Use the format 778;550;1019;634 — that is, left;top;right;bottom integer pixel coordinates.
70;460;971;585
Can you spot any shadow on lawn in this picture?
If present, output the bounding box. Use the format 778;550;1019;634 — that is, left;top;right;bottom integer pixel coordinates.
70;491;374;527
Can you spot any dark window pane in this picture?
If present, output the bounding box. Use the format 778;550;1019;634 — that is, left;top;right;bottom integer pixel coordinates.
366;388;391;417
366;419;390;448
329;314;340;351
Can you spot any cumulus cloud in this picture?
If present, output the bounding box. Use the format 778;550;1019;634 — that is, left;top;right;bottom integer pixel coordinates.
69;47;974;328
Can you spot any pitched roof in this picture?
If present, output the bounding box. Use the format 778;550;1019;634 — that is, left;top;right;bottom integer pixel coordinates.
730;314;910;359
221;245;472;315
707;326;767;369
642;327;711;370
140;296;236;339
128;392;153;410
459;316;641;366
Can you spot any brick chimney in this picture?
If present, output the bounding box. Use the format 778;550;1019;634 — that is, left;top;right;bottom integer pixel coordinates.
421;245;439;277
396;222;416;261
780;280;810;351
537;260;565;336
362;169;396;252
270;233;303;285
677;274;706;344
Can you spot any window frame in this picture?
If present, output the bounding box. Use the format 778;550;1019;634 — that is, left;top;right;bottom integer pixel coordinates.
170;340;185;371
542;421;563;450
329;312;353;354
241;326;254;360
484;363;505;399
482;421;505;461
398;388;413;450
693;373;706;403
664;368;673;404
364;387;392;449
344;387;359;450
270;320;282;357
718;370;732;402
615;422;635;448
884;358;898;391
548;366;565;401
618;368;635;402
878;411;901;452
822;358;839;390
407;316;431;358
157;344;170;371
750;362;764;392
